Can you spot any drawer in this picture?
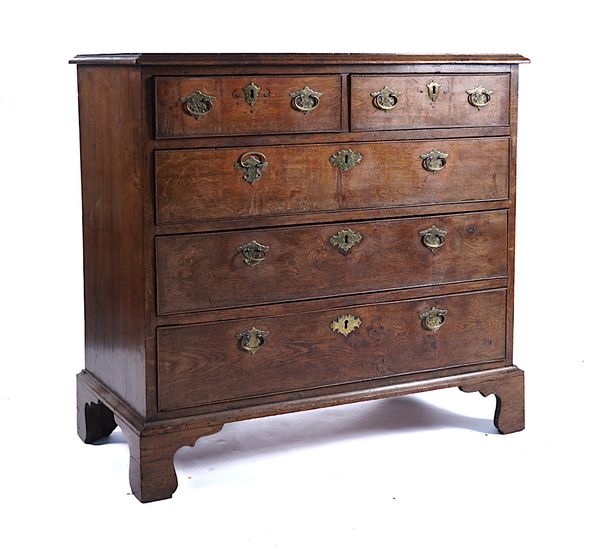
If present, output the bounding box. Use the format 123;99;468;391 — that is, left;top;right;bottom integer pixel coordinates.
350;74;510;131
156;210;507;315
155;137;509;224
155;75;342;138
157;288;507;410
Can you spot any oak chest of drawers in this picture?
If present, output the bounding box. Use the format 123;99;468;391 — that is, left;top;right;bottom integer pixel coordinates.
73;53;529;502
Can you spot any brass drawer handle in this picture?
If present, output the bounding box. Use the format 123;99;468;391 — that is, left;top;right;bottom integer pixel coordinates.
290;85;322;113
420;306;447;332
466;84;493;109
237;326;269;355
181;90;216;119
235;151;268;184
370;86;401;111
330;315;362;337
420;225;447;251
421;148;449;174
330;228;363;255
238;240;269;266
330;149;362;171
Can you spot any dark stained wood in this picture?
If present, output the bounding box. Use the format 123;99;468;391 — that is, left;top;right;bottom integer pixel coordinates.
71;53;530;65
350;74;510;130
505;66;520;364
151;125;510;151
79;363;519;435
157;288;506;411
118;419;223;502
155;137;509;225
77;66;148;416
156;210;508;314
154;199;510;236
74;54;526;502
77;375;117;443
77;364;522;497
155;278;507;329
459;367;524;434
155;75;342;138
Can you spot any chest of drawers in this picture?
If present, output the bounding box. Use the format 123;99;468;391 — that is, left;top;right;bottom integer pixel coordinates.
73;53;528;502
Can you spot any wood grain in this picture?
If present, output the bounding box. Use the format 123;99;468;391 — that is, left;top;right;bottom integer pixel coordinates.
155;75;342;138
157;288;507;411
156;210;508;314
350;74;510;130
155;137;509;225
77;66;148;415
71;53;530;65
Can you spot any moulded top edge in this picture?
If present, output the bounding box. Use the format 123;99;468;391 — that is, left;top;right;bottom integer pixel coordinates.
69;53;531;66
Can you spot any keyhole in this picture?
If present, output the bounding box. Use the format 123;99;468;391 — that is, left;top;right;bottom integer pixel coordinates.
344;154;349;164
344;319;349;329
432;84;438;94
250;89;255;99
344;234;349;244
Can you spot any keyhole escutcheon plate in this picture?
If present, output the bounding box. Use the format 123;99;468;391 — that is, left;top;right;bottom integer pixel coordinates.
243;82;261;107
330;315;362;337
426;81;441;102
330;228;363;255
330;149;363;171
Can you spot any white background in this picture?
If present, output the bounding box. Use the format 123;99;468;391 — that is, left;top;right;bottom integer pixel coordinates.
1;1;598;548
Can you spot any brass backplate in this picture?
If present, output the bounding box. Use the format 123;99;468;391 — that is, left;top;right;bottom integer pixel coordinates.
330;315;362;337
289;85;322;113
426;81;441;102
420;148;449;173
330;228;363;254
243;82;260;107
420;306;448;332
180;90;216;119
466;84;493;109
330;149;363;171
237;326;269;355
370;85;401;110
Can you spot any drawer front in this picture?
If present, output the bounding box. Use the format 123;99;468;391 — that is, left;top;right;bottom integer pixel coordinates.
155;75;342;138
350;74;510;131
157;289;507;410
156;210;507;315
155;137;509;224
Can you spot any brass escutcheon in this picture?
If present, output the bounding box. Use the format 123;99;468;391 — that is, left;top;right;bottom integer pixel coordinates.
420;225;447;251
420;306;448;332
181;90;216;119
235;151;269;184
420;148;449;174
238;240;269;266
426;81;442;102
466;84;493;109
289;85;322;113
370;86;401;111
330;315;362;337
237;327;269;355
330;149;363;171
330;228;363;255
243;82;261;107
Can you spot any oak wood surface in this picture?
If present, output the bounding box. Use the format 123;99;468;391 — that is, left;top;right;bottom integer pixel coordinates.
73;54;526;502
155;75;342;138
155;137;509;225
459;367;524;434
350;74;510;130
156;210;508;314
77;66;148;415
71;53;530;65
157;288;506;411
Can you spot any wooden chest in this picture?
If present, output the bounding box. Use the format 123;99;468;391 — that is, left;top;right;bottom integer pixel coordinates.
73;53;529;502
